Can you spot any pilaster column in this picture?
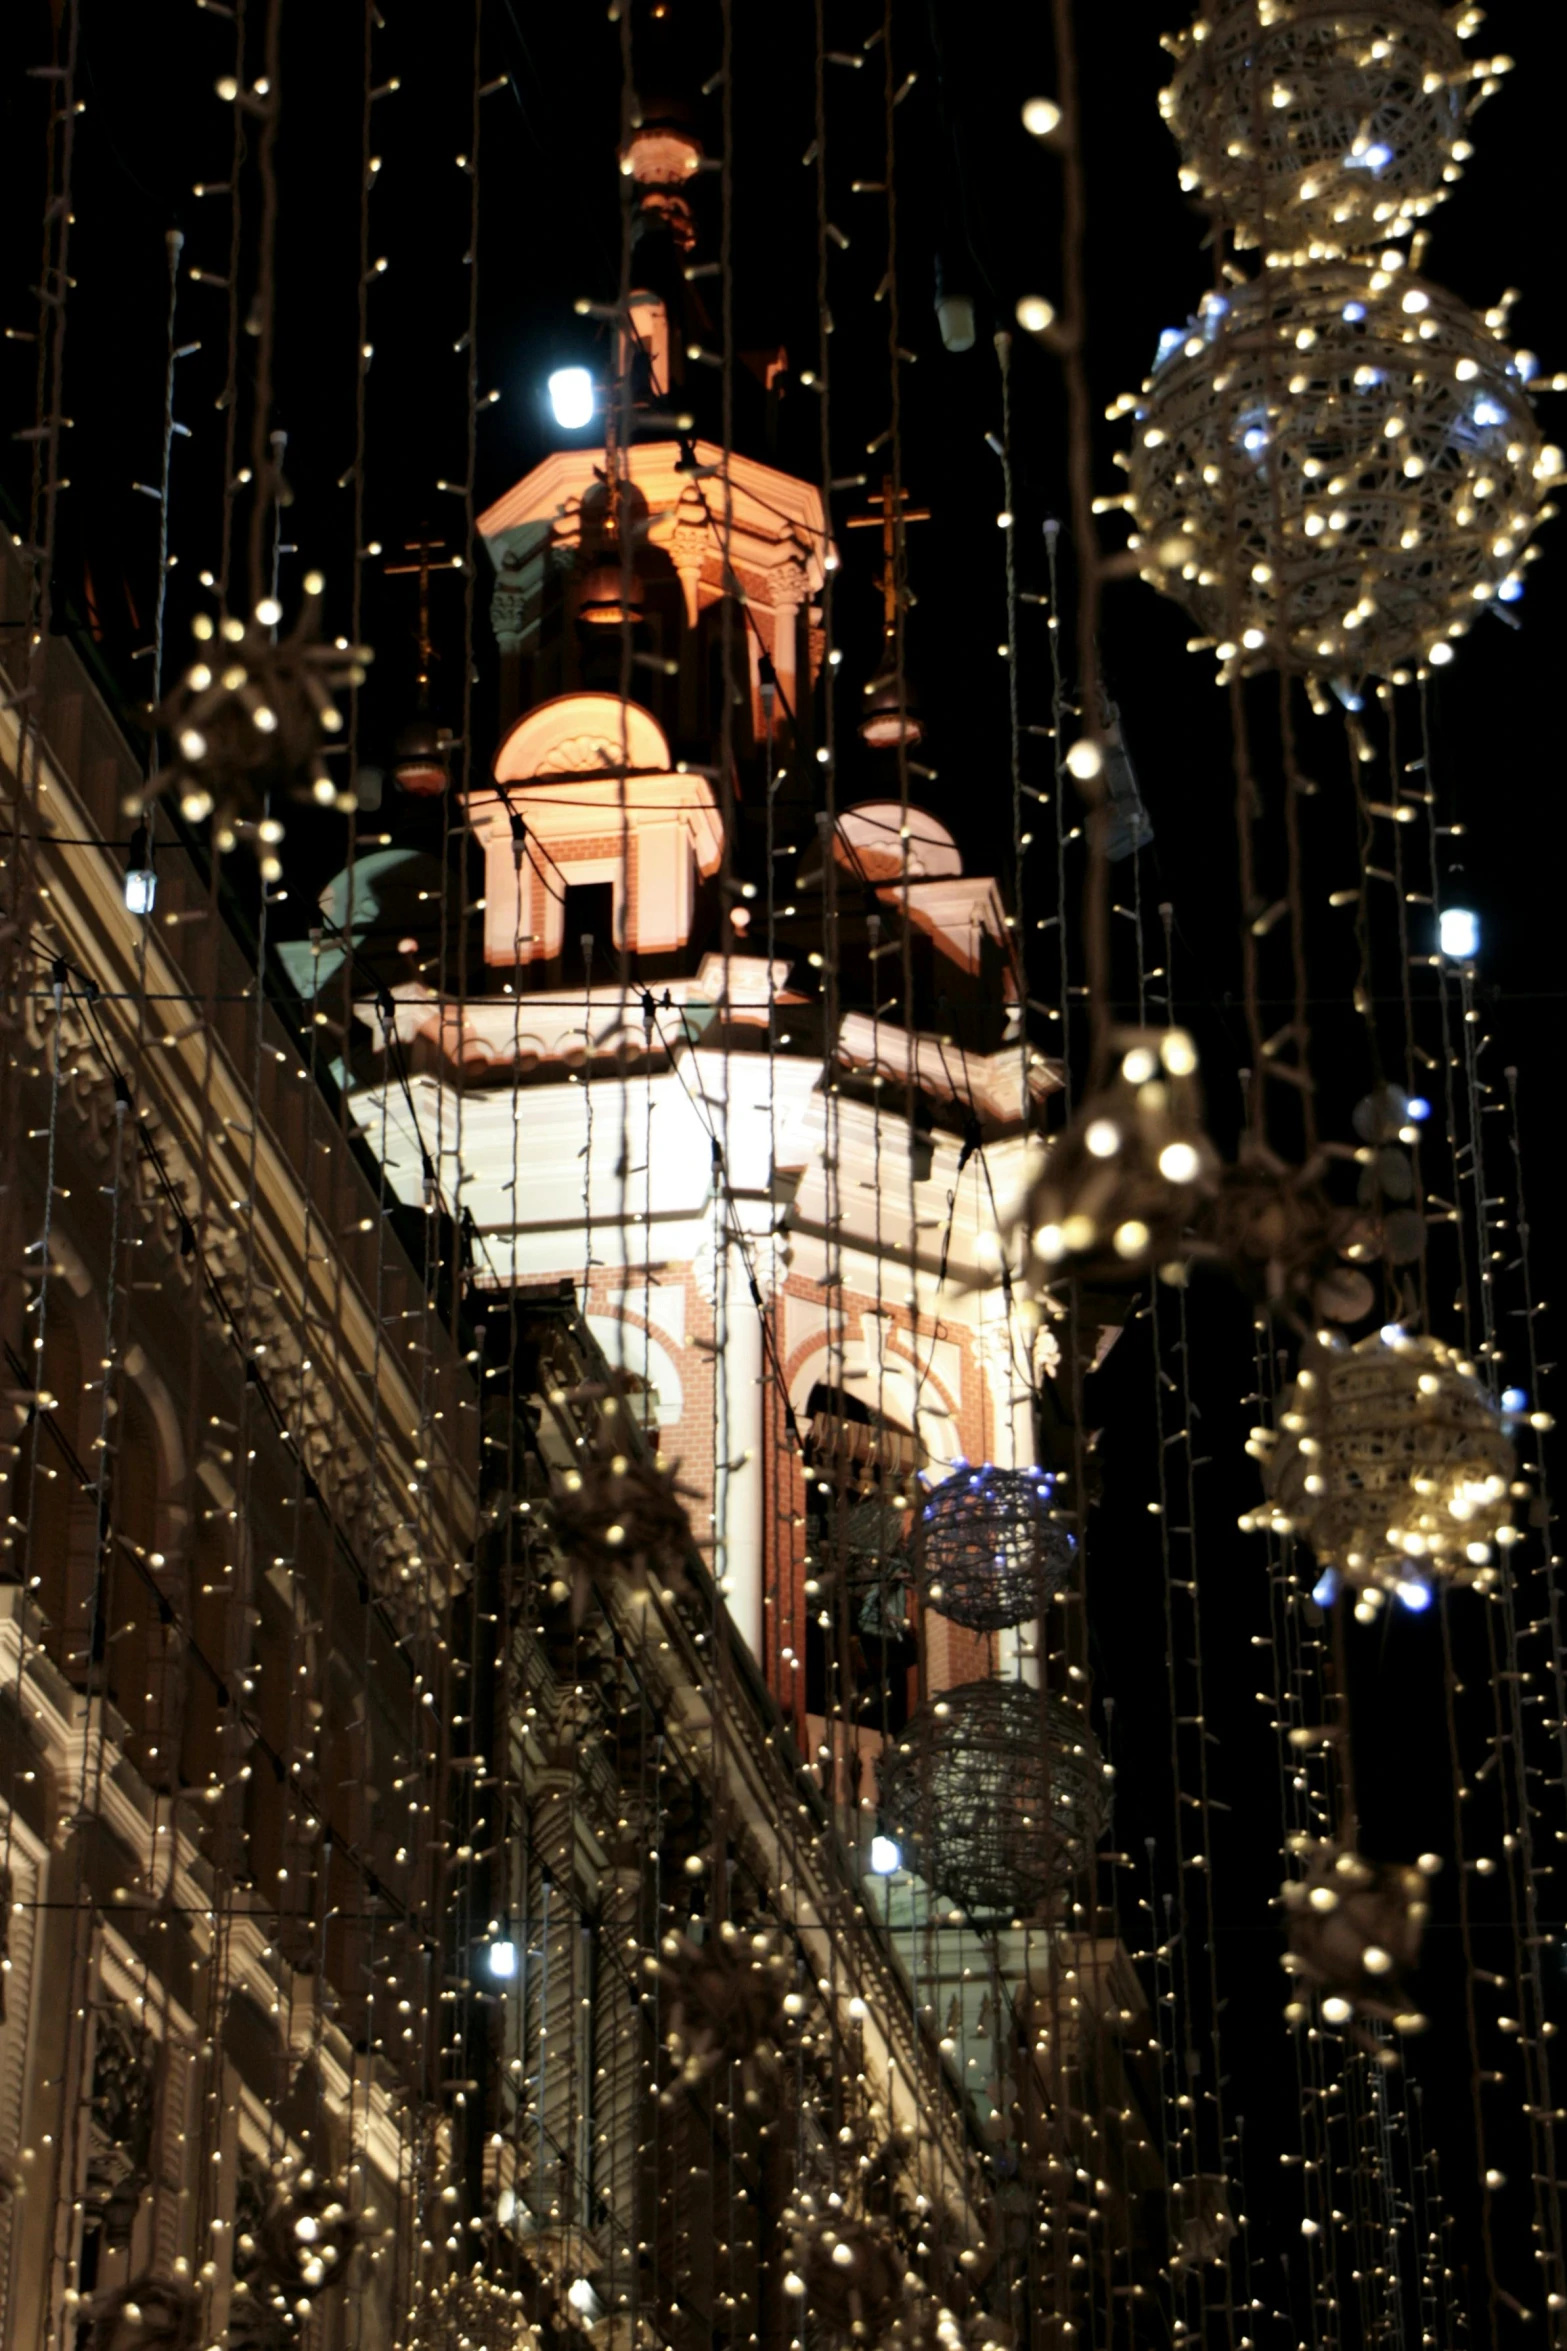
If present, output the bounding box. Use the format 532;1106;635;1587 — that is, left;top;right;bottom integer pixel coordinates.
694;1230;783;1663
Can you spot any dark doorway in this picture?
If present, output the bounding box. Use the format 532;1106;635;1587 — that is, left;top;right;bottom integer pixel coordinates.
557;879;616;981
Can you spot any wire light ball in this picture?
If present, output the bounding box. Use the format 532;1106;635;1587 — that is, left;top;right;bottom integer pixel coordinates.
1021;1026;1218;1287
404;2270;539;2351
918;1463;1075;1632
86;2276;200;2351
1159;0;1503;260
1280;1842;1438;2048
136;575;369;856
878;1681;1109;1921
1125;264;1557;684
1246;1329;1518;1600
783;2204;908;2346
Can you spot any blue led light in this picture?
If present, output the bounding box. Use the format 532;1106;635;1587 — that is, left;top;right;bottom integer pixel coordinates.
1342;301;1367;323
1312;1569;1339;1607
1472;396;1508;429
1395;1579;1433;1613
1502;1387;1528;1414
1498;576;1525;604
1405;1096;1431;1122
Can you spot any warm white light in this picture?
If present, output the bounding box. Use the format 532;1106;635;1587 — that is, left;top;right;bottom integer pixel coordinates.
1158;1141;1200;1184
1021;96;1062;138
1015;294;1055;334
1065;739;1103;781
1085;1118;1121;1159
1438;906;1480;960
548;366;595;429
566;2280;601;2318
869;1835;901;1875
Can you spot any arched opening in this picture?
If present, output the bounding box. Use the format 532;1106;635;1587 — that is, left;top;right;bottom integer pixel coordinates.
800;1382;921;1735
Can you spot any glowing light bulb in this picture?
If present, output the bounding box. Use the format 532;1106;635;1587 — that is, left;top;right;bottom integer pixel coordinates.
124;823;156;915
487;1939;518;1979
1021;97;1062;138
1438;906;1480;960
868;1835;901;1875
548;366;595;430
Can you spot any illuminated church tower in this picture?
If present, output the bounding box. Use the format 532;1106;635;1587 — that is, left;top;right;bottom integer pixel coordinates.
286;74;1171;2346
343;103;1058;1746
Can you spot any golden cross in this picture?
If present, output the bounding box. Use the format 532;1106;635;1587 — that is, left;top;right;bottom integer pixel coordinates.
384;536;453;695
846;475;931;634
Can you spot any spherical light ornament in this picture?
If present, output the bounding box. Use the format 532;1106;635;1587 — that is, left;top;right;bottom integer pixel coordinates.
1280;1844;1430;2043
1020;1026;1218;1287
918;1464;1075;1632
1255;1332;1516;1592
784;2204;908;2344
138;579;369;850
405;2269;538;2351
1161;0;1489;257
1127;266;1547;680
85;2275;200;2351
878;1681;1109;1920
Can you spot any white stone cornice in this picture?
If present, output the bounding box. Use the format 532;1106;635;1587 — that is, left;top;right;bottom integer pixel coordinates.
0;697;477;1609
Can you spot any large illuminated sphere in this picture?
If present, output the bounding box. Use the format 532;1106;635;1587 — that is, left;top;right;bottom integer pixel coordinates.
878;1681;1108;1920
1126;266;1554;681
1251;1331;1517;1594
1160;0;1496;258
406;2272;537;2351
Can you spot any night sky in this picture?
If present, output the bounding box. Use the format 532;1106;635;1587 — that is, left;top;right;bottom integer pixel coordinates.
5;0;1565;2335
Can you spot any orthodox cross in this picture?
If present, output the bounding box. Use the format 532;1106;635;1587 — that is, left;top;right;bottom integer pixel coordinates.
846;475;931;636
384;536;456;699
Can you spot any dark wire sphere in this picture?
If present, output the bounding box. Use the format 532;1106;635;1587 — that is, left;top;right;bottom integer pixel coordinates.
878;1680;1109;1921
917;1464;1075;1632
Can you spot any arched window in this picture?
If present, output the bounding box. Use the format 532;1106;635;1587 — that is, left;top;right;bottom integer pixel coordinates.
800;1383;920;1733
9;1295;99;1685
